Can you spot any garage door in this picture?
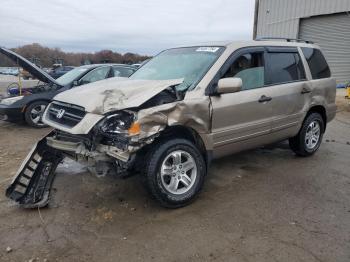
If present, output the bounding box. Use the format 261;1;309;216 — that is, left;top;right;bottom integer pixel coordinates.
299;12;350;84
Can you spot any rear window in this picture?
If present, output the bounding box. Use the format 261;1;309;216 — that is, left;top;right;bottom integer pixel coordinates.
301;47;331;79
266;52;306;85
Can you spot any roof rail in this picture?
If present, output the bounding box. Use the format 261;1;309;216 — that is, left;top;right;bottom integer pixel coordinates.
255;37;314;44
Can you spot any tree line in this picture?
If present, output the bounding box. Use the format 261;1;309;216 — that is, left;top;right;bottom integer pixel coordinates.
0;43;151;67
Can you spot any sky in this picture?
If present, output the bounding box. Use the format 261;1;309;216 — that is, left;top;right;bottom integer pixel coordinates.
0;0;255;55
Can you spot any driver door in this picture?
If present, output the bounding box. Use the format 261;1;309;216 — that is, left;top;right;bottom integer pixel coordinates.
210;47;275;158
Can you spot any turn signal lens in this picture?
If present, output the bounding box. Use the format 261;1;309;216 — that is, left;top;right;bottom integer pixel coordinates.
128;122;141;135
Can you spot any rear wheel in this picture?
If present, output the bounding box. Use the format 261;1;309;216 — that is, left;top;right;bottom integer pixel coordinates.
289;112;324;156
143;139;206;208
24;101;48;128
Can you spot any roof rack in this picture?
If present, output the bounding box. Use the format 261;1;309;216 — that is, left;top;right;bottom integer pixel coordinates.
255;37;314;44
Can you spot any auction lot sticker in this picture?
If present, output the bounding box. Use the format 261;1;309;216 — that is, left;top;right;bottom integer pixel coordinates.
196;47;220;53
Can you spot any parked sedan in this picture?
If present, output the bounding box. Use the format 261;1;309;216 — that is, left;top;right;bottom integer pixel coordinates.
0;47;137;127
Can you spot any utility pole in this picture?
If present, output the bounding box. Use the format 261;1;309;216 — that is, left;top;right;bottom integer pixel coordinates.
253;0;260;39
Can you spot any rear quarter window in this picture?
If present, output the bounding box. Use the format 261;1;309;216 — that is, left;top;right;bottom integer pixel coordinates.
301;47;331;79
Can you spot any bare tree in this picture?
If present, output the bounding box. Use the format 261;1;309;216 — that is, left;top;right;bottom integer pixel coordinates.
0;43;151;67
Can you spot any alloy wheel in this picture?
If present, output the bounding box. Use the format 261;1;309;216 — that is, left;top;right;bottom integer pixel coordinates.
305;120;321;150
160;150;197;195
30;104;46;126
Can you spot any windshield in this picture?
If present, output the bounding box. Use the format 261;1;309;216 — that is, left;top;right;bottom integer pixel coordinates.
130;46;224;91
56;67;88;86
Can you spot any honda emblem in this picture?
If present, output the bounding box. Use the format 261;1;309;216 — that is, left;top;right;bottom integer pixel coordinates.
56;109;65;119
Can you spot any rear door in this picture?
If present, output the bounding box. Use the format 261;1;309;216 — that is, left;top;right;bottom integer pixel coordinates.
210;47;276;157
264;47;309;137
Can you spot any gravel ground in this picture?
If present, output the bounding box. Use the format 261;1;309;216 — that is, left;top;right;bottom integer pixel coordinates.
0;92;349;262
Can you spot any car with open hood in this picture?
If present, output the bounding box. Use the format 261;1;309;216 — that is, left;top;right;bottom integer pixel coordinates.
6;39;336;208
0;47;137;127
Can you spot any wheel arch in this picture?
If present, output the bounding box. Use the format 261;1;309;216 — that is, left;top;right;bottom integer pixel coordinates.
161;125;209;162
139;125;212;169
306;105;327;131
22;98;51;115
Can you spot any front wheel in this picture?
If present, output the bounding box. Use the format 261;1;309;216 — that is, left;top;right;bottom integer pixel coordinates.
24;101;49;128
143;139;206;208
289;112;324;157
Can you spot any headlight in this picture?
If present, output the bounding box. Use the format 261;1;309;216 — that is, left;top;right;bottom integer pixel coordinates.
0;96;24;105
99;111;140;136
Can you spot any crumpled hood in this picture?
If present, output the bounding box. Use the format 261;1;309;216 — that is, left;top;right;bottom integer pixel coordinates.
53;77;183;114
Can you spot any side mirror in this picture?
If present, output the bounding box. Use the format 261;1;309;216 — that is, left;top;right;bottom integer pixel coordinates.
73;80;79;86
217;78;242;94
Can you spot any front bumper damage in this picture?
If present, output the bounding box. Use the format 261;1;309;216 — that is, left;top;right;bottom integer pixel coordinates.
6;132;63;208
5;130;139;208
6;94;213;208
45;131;140;176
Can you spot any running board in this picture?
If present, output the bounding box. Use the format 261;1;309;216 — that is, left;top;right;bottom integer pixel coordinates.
6;132;63;208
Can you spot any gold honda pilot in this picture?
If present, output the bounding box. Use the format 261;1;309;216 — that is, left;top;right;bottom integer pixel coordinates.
6;39;337;208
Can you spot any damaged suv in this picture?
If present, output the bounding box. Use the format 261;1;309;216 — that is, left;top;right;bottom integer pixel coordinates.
6;39;336;208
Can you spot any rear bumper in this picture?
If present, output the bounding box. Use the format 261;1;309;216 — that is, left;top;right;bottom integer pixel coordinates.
0;104;23;122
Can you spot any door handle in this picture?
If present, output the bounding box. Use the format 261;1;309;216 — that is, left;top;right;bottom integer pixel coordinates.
258;95;272;103
301;87;311;94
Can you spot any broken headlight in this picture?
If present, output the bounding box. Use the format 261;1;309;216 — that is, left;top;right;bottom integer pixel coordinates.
99;111;139;137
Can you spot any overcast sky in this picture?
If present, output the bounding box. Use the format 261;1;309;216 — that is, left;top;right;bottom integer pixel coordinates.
0;0;255;55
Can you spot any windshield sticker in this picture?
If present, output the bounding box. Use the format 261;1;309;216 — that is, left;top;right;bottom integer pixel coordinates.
196;47;220;53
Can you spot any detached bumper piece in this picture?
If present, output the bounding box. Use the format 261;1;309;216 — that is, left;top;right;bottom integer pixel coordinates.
6;133;63;208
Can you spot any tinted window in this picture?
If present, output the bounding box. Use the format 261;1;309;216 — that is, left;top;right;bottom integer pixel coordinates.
267;52;306;85
301;47;331;79
221;52;265;90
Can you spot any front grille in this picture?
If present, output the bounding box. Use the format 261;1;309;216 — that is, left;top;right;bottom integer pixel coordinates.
54;129;92;147
47;101;86;127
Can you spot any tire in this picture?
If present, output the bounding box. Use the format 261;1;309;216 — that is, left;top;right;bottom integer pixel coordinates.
143;138;206;208
24;101;49;128
289;112;325;157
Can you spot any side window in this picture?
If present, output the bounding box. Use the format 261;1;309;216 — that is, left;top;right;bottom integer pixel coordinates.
301;47;331;79
79;66;110;84
221;52;265;90
112;66;135;77
266;52;306;85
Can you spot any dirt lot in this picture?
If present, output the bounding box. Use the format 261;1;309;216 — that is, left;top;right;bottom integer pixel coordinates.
0;92;349;262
